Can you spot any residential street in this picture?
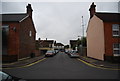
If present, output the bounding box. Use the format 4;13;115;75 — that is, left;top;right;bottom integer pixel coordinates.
2;52;119;80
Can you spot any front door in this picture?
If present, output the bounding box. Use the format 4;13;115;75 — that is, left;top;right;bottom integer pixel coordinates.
2;25;9;55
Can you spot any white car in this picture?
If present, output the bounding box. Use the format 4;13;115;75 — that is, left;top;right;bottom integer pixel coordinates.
69;50;79;58
45;50;54;57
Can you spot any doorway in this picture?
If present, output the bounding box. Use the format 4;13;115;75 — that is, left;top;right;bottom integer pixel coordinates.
2;25;9;55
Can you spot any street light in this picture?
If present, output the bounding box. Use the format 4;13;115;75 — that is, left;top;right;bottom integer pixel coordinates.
81;16;84;56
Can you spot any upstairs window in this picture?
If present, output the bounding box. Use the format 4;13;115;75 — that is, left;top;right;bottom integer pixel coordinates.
112;24;120;37
113;43;120;56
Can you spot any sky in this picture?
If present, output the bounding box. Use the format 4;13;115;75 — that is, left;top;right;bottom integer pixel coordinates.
1;1;119;45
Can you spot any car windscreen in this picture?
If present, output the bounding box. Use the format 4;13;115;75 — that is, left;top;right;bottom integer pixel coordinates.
72;51;78;53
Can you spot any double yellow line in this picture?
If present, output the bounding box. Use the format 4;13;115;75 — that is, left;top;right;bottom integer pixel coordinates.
2;58;47;69
2;58;120;70
77;58;120;70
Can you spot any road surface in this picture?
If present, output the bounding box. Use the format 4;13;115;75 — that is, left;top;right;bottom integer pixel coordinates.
2;52;119;80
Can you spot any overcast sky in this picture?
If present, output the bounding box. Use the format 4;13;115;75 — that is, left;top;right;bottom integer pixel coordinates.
1;1;119;45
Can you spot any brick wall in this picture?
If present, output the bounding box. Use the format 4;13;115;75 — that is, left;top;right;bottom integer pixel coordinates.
19;17;36;59
2;55;18;63
2;16;36;60
104;22;120;57
2;22;19;56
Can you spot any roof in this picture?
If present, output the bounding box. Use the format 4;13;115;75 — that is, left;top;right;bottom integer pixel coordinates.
70;40;77;43
95;12;120;22
39;40;54;43
70;40;77;42
36;40;54;48
54;43;64;46
2;13;28;22
70;40;78;45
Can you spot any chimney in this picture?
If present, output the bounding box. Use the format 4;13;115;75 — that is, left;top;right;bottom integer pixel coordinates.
38;38;41;41
54;41;56;44
89;2;96;18
26;4;33;18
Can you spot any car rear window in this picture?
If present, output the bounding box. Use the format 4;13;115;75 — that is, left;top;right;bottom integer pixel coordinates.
46;51;53;53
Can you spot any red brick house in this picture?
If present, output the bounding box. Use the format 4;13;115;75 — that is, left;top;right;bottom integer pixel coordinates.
2;4;36;62
36;38;54;54
70;40;78;50
87;2;120;62
54;43;64;51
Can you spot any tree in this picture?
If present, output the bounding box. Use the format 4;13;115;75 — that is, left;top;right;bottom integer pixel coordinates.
77;38;81;46
81;37;87;47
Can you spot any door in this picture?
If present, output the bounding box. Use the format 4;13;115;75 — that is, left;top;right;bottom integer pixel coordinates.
2;25;9;55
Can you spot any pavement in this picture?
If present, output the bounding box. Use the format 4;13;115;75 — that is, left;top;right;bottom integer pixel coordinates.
1;54;120;70
2;55;45;68
79;56;120;70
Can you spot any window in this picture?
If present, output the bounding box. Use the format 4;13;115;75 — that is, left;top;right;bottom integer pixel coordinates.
49;44;52;48
113;43;120;56
29;31;32;37
112;24;120;37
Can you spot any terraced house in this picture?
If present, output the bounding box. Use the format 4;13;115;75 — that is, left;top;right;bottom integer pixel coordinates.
87;2;120;62
2;4;36;62
36;38;54;55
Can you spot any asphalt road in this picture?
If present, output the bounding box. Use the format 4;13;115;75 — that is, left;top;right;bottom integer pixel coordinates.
2;52;119;80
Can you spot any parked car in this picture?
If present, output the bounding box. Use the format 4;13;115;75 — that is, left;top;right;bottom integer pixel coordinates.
67;50;73;56
69;50;79;58
65;50;69;54
1;71;26;81
45;50;55;57
56;50;59;53
54;50;59;55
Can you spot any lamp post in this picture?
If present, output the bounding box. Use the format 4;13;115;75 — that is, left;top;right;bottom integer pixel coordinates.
81;16;84;56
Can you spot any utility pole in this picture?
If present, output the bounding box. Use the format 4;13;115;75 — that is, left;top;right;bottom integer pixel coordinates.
82;16;84;38
81;16;84;56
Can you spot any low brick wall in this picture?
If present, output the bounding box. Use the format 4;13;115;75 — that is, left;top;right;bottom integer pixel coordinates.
34;50;41;57
78;47;87;56
104;55;120;63
2;55;18;63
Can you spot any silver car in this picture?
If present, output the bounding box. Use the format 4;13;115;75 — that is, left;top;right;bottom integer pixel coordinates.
70;50;79;58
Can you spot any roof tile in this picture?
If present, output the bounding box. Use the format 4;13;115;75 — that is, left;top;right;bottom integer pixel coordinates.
2;13;28;22
95;12;120;22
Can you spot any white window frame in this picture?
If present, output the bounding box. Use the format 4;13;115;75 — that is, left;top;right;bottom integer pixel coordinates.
113;43;120;56
112;24;120;37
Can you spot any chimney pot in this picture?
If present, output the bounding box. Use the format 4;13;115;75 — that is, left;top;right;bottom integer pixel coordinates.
38;38;41;41
26;4;33;17
89;2;96;18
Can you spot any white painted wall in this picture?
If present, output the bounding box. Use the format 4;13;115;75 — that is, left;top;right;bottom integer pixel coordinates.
87;15;105;60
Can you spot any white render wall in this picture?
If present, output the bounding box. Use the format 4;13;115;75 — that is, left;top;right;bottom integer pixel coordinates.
87;15;105;60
